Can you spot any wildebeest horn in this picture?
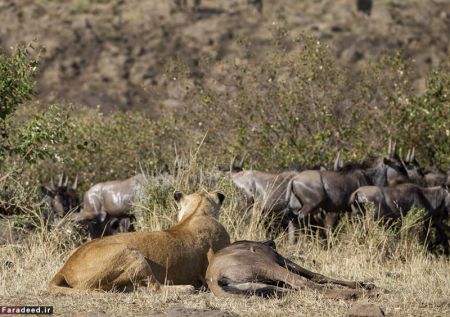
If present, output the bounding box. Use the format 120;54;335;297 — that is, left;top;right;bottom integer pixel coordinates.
50;176;56;189
410;147;415;161
230;157;236;171
334;151;342;171
405;148;411;163
387;138;392;157
73;174;78;190
58;174;63;186
387;139;396;158
239;151;247;168
64;176;69;187
400;159;408;171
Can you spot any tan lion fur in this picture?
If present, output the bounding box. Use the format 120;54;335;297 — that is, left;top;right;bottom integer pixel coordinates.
48;191;230;294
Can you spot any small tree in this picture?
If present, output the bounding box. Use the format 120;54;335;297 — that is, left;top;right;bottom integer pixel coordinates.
0;45;39;158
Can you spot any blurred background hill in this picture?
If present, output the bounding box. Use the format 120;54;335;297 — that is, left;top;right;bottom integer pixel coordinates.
1;0;449;114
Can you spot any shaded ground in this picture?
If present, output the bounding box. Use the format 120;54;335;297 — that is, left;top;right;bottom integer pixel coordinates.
0;0;448;114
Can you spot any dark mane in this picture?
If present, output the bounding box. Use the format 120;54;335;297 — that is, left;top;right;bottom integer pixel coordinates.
336;160;373;173
218;165;243;173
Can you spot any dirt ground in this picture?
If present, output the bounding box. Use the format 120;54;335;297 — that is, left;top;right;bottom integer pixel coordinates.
0;0;448;113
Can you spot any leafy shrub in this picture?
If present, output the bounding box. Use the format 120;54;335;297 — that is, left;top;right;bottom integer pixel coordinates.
0;45;39;160
172;32;449;171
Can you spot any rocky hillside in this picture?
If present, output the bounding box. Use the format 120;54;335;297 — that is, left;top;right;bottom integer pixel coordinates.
0;0;448;113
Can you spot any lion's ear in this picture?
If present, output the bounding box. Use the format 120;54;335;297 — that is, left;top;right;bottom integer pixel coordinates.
216;192;225;205
174;191;183;203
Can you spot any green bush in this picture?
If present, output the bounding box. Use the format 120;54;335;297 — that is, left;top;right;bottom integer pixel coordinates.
174;32;449;170
0;45;39;160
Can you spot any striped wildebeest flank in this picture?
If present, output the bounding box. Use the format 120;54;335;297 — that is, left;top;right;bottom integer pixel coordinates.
74;173;145;238
75;173;147;222
75;171;174;238
349;183;450;254
285;140;409;243
230;153;343;238
206;240;376;298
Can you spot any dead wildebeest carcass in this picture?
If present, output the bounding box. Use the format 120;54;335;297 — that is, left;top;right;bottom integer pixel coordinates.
206;240;375;299
349;183;450;254
285;140;409;243
41;174;81;224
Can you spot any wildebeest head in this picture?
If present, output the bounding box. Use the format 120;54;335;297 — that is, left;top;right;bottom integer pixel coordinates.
369;140;409;186
86;216;134;239
401;147;427;186
41;174;80;223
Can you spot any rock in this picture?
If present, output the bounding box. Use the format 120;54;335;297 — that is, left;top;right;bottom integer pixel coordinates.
348;303;385;317
356;0;372;15
166;305;230;317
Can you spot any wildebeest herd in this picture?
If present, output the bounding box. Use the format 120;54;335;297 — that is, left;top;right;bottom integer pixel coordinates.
230;141;449;254
2;140;449;298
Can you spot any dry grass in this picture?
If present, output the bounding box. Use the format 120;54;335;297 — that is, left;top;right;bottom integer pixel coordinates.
1;159;450;316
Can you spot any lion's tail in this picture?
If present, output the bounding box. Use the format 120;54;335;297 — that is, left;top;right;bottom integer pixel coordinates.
48;272;78;295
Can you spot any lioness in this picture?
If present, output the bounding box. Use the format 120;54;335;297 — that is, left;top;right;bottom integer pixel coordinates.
48;191;230;294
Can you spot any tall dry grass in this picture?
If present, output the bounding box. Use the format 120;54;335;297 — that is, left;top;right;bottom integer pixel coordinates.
1;158;449;316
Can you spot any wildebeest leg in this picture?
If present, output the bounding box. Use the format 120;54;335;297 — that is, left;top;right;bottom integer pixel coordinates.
283;210;300;244
221;282;292;298
431;223;449;255
288;204;318;244
253;264;366;300
323;212;340;241
288;220;296;244
283;257;372;290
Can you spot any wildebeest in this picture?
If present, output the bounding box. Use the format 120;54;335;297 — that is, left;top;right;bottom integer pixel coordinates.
231;169;298;237
75;172;175;238
230;153;344;237
206;240;375;298
402;148;449;187
86;215;134;239
75;174;146;223
41;174;80;224
402;148;427;187
424;170;450;187
349;183;450;253
285;141;409;242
